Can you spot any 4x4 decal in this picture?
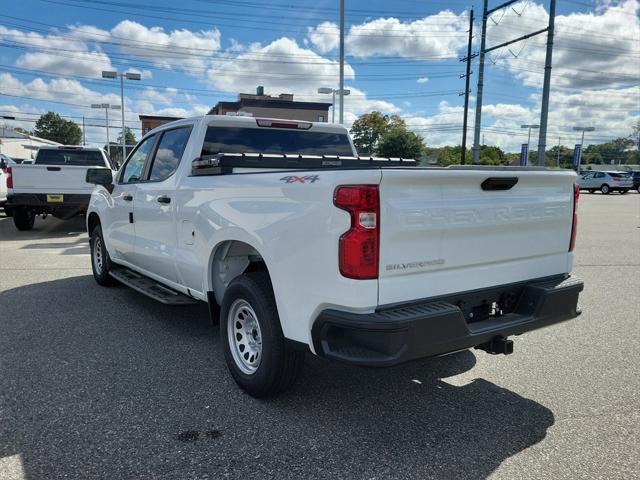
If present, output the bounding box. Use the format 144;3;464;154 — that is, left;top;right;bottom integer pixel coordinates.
280;175;320;184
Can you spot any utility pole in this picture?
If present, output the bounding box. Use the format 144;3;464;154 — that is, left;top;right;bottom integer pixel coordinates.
338;0;345;124
472;0;488;164
537;0;556;166
460;8;474;165
472;0;554;165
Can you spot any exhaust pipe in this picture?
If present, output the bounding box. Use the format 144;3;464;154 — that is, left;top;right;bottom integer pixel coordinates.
476;336;514;355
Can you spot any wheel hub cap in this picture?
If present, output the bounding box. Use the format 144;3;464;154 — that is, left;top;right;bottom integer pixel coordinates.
227;299;262;375
93;238;103;274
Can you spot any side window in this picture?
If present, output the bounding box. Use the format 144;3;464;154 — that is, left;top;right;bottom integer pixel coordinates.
595;172;605;178
148;127;192;182
121;135;156;183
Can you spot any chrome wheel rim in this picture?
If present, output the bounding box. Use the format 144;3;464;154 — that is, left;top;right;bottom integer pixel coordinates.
93;236;103;275
602;185;609;193
227;299;262;375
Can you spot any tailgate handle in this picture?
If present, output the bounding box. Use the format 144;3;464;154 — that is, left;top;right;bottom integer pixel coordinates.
481;177;518;191
46;167;61;171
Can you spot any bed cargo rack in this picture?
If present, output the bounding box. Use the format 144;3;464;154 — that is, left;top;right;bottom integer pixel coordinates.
191;153;417;176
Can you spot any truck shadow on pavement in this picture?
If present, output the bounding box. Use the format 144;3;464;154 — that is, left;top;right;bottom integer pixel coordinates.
0;275;555;480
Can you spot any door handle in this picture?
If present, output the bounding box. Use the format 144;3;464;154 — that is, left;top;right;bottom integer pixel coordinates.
157;195;171;204
123;194;133;201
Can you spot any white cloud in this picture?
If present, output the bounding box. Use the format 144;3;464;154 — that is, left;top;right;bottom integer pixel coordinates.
207;37;355;95
417;77;429;84
110;20;221;72
0;25;114;77
345;11;468;59
307;22;340;53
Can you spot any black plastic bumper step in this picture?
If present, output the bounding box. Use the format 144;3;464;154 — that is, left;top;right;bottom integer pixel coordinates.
110;268;199;305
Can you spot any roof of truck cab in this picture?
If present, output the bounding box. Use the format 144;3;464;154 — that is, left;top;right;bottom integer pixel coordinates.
147;114;350;136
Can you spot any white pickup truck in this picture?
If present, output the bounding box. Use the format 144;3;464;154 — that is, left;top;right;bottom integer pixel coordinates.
5;146;114;230
86;115;583;397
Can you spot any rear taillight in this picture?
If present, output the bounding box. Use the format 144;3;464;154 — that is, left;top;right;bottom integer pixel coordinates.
5;166;12;189
334;185;379;279
569;183;579;252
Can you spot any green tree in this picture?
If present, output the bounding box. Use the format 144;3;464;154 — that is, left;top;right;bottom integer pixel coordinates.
479;145;506;165
117;127;137;147
376;126;425;159
33;112;82;145
349;111;391;155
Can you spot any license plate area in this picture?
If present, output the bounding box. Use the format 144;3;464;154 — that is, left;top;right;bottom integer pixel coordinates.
46;194;64;203
454;286;525;324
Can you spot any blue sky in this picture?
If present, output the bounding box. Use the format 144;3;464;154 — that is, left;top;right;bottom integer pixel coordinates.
0;0;638;151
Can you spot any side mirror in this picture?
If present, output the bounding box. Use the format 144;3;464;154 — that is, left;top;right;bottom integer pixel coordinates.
86;168;114;192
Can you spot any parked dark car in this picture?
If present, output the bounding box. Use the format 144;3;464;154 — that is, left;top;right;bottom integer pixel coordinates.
629;171;640;193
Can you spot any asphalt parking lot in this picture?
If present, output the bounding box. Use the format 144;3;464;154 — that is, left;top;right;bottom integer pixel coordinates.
1;193;639;480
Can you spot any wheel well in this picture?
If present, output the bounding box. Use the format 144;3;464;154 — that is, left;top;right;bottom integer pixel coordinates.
87;212;100;235
210;240;269;305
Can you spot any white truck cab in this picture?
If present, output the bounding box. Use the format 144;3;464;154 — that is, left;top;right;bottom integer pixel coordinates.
86;115;583;397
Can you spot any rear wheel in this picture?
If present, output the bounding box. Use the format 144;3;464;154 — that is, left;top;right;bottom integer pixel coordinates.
600;184;610;194
90;225;117;286
12;207;35;231
221;272;304;397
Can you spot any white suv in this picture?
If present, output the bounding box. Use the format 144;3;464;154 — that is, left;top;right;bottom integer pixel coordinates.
578;171;633;194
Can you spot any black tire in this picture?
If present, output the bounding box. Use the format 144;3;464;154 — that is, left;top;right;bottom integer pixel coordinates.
90;225;117;286
600;184;610;194
13;207;35;231
221;272;304;397
637;186;640;194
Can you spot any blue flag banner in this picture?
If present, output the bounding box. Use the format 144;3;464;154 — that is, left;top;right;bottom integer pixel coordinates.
572;144;582;169
520;144;529;166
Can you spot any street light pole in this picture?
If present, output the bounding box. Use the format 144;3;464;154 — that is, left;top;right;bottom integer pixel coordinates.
572;126;594;168
120;74;125;161
332;90;336;123
92;103;121;159
102;70;141;162
339;0;345;124
521;124;539;164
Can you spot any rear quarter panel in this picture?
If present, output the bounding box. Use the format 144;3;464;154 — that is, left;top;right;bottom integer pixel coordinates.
176;167;382;347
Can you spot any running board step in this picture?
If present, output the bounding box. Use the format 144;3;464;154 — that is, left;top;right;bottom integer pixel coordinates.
109;268;199;305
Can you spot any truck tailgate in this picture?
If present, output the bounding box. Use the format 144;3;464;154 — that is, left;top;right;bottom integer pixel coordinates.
10;165;97;195
378;168;577;305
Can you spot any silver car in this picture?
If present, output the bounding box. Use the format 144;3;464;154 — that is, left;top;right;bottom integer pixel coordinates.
578;171;633;194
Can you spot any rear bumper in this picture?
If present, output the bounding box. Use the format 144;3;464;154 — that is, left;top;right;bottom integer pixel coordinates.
312;275;583;367
6;193;91;211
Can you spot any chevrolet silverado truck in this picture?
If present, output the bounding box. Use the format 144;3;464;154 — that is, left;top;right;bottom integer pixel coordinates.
85;115;583;397
5;146;115;230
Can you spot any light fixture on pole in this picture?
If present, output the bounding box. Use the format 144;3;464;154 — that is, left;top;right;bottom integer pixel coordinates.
521;124;540;150
91;103;121;159
573;126;595;147
102;70;141;161
317;88;350;123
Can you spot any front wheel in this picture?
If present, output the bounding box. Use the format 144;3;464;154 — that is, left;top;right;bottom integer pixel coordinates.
90;225;117;286
600;184;610;194
13;207;35;231
221;272;304;397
